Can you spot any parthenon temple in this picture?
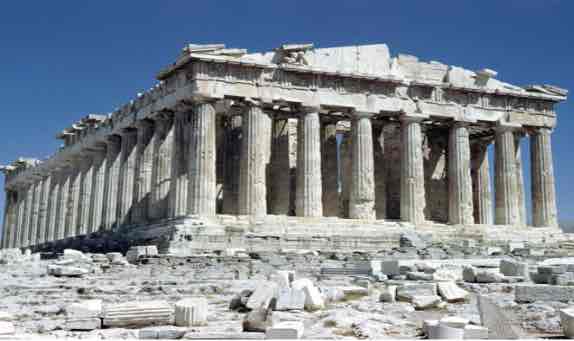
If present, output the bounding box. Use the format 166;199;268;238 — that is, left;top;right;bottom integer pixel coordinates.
0;43;568;253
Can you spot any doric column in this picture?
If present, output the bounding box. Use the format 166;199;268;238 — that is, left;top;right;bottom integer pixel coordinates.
322;121;339;217
65;163;82;238
149;114;174;220
55;166;71;240
88;145;107;233
15;186;29;248
117;129;138;226
349;114;375;220
494;124;520;225
101;135;121;230
471;139;493;224
169;111;190;218
239;104;271;216
448;122;474;225
45;170;61;243
268;118;296;215
222;115;242;215
36;175;52;244
514;131;527;226
296;111;323;217
400;114;427;224
339;127;352;218
27;179;42;246
133;120;156;223
77;156;94;236
1;190;13;249
188;102;217;216
530;127;558;227
8;190;21;248
373;123;386;220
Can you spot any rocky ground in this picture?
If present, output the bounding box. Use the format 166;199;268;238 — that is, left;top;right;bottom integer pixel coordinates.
1;236;574;339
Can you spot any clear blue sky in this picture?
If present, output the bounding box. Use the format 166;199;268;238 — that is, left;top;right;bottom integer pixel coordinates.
1;1;573;226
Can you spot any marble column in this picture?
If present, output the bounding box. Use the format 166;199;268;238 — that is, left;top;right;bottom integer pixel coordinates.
169;111;190;218
117;129;138;226
348;114;375;220
149;114;174;220
36;175;51;244
77;156;94;236
188;102;217;216
514;131;527;226
373;123;386;220
400;115;427;224
102;135;121;230
530;127;558;227
339;127;352;218
133;120;156;223
222;115;242;215
8;190;20;248
268;118;296;215
239;105;271;216
15;186;29;247
65;163;82;238
322;122;339;217
45;170;61;242
448;122;474;225
296;111;323;217
55;166;71;240
27;179;41;246
471;139;493;224
494;124;520;225
1;190;12;248
88;146;107;233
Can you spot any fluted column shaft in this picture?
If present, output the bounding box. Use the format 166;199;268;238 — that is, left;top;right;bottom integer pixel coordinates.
239;105;271;216
150;115;174;220
471;140;493;224
26;180;41;246
8;190;21;248
55;167;71;240
494;125;520;225
514;132;527;225
102;136;121;230
77;156;94;236
46;171;61;242
36;176;51;244
1;190;13;248
349;115;375;219
15;187;28;247
373;123;387;220
322;122;339;217
88;147;107;233
448;122;474;225
400;115;426;224
169;111;190;218
117;129;138;226
222;115;242;215
531;127;558;227
133;120;156;223
188;102;217;216
296;112;323;217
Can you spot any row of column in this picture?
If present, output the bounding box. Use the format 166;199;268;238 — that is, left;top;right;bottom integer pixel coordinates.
1;105;559;248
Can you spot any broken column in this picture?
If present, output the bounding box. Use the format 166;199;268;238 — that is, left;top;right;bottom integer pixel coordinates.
175;298;208;327
102;301;173;328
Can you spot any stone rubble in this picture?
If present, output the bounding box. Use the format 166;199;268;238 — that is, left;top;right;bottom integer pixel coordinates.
2;245;574;338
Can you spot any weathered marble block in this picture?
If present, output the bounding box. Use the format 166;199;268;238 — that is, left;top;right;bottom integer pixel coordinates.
175;298;208;327
102;300;173;328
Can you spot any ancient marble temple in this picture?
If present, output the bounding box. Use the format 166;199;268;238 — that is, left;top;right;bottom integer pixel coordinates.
0;43;568;252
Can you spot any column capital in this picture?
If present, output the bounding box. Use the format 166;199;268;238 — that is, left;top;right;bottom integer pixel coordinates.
527;126;553;136
400;112;429;123
495;121;522;133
